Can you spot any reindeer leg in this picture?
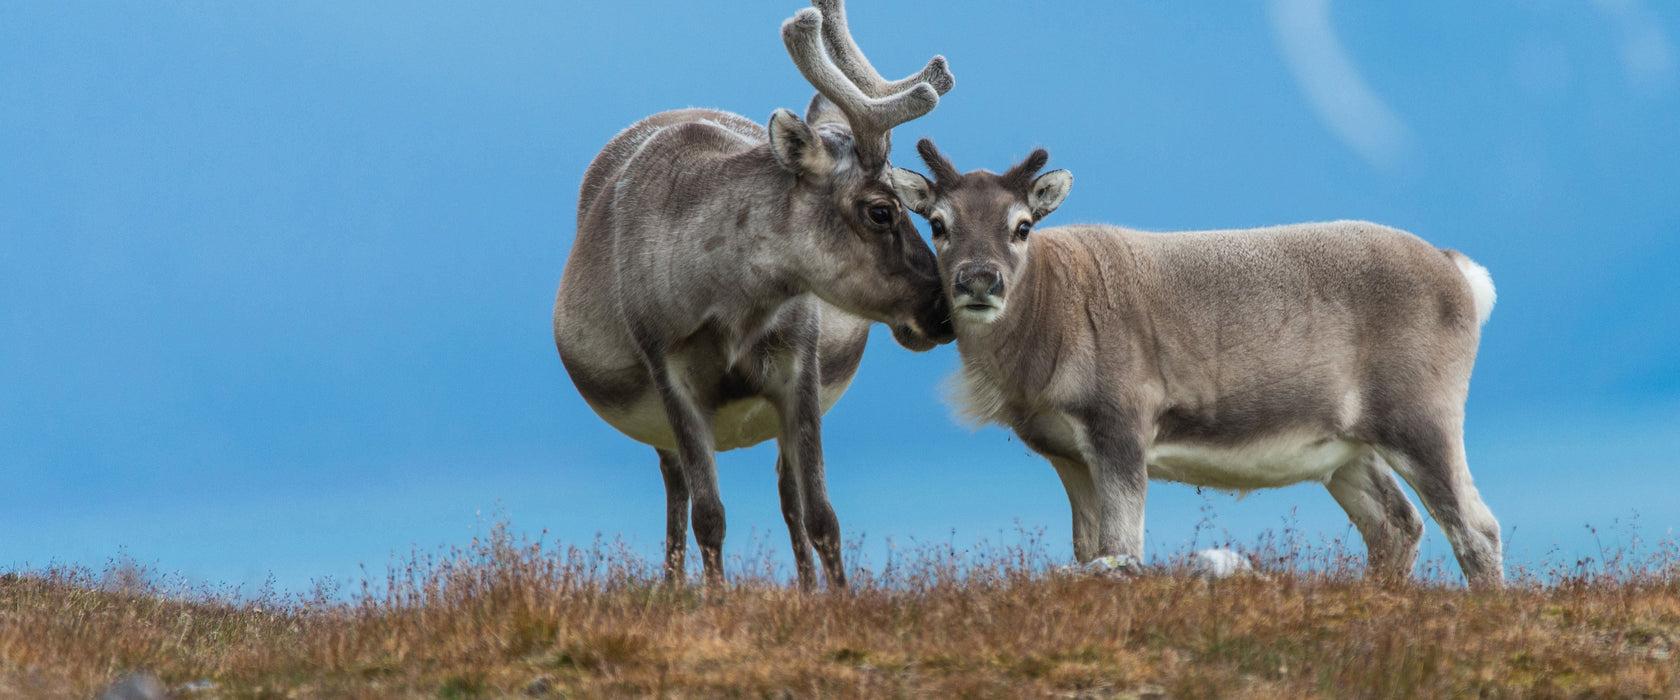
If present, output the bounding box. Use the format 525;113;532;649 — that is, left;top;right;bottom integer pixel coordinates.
797;443;847;591
1049;457;1101;563
1376;420;1502;588
1077;408;1149;567
650;359;726;587
774;447;818;591
655;448;690;586
1326;449;1423;582
779;335;846;591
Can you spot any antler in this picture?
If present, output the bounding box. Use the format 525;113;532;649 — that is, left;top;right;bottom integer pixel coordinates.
916;138;961;184
810;0;954;98
1001;149;1050;191
781;3;949;170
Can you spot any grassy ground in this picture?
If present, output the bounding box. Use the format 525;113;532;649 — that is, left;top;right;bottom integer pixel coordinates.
2;523;1677;699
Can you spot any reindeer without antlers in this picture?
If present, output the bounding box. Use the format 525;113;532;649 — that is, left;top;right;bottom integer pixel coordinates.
554;1;955;590
890;140;1504;587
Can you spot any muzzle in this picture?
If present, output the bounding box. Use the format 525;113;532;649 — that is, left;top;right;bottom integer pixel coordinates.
953;264;1004;306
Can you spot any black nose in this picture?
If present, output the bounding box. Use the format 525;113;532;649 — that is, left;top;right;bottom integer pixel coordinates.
954;265;1004;299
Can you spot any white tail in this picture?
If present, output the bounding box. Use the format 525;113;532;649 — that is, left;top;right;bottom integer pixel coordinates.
1450;252;1496;326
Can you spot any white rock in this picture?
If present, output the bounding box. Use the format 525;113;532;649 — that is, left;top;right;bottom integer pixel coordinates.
101;673;166;700
1191;548;1254;579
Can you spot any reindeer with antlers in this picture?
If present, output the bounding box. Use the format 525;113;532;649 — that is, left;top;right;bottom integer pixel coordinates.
891;141;1505;587
554;1;954;589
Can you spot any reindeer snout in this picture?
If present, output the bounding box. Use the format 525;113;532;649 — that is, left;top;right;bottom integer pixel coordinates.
954;265;1004;301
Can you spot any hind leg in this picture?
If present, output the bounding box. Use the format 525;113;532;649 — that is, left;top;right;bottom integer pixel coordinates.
1326;449;1424;581
656;449;691;585
1377;428;1502;588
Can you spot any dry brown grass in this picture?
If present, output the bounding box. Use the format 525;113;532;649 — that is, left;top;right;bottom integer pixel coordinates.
3;521;1677;699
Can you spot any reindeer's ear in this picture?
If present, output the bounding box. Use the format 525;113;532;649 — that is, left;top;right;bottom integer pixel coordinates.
889;167;936;216
1028;169;1072;219
769;109;835;175
804;93;847;128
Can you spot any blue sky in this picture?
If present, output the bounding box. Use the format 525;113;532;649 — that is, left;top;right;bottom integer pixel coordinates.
3;1;1676;592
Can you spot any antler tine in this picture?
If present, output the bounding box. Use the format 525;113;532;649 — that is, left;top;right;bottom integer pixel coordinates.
811;0;954;97
783;9;938;165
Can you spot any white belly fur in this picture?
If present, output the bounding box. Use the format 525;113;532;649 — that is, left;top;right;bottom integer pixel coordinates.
597;380;853;453
1146;431;1364;490
1027;410;1363;491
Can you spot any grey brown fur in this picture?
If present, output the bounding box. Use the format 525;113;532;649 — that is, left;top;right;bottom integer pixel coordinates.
893;140;1503;587
554;2;954;590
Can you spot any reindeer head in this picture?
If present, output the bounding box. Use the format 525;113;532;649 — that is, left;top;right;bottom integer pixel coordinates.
769;0;956;350
888;139;1073;326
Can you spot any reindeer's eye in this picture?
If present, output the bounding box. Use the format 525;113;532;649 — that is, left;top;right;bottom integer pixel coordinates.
930;219;946;239
1015;221;1032;239
866;205;893;226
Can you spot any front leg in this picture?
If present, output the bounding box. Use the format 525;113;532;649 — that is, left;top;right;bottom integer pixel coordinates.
769;322;846;591
650;358;727;587
789;394;846;590
1048;457;1100;563
773;448;818;590
1076;406;1149;564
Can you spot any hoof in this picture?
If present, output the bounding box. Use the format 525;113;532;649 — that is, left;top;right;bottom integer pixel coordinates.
1061;554;1147;578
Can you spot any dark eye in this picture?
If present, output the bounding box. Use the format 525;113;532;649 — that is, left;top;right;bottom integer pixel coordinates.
930;219;946;238
1015;221;1032;239
867;205;893;226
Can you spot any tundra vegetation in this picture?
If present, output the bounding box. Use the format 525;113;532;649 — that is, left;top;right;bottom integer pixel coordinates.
3;520;1677;699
